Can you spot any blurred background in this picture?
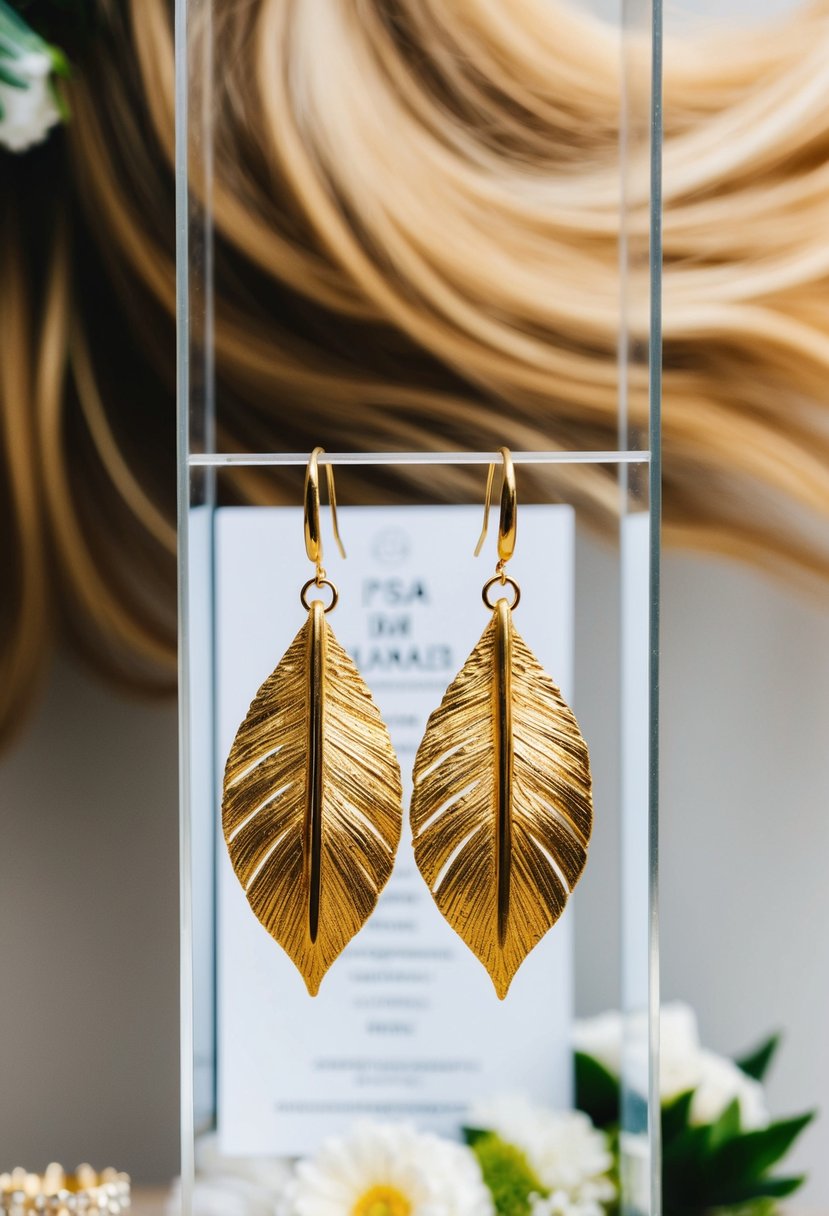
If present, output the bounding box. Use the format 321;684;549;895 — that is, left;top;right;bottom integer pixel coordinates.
1;0;827;1205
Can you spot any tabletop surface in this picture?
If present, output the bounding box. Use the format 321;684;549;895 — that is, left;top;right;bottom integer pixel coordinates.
132;1189;170;1216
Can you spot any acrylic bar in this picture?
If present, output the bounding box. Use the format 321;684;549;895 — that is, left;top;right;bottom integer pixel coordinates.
188;450;651;469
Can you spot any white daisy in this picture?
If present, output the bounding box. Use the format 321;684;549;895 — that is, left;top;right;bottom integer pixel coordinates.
281;1123;493;1216
468;1095;615;1216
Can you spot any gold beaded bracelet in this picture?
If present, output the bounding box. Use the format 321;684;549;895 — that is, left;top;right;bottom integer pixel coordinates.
0;1166;130;1216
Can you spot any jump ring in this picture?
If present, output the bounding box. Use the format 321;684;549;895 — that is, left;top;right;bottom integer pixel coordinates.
482;574;521;611
301;577;339;613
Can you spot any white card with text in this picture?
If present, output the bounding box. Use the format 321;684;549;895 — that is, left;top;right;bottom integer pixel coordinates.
216;504;576;1155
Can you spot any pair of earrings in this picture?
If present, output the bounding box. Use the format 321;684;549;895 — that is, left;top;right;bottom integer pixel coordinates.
222;448;592;999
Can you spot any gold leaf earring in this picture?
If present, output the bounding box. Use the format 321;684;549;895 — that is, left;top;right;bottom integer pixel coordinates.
222;448;404;996
410;448;593;999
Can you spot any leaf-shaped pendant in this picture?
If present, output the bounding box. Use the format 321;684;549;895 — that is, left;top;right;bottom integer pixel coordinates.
223;601;404;995
411;598;592;998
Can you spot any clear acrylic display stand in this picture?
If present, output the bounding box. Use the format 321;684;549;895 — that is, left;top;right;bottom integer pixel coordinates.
175;0;661;1210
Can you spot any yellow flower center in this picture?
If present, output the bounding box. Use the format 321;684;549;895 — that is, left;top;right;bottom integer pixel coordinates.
351;1185;413;1216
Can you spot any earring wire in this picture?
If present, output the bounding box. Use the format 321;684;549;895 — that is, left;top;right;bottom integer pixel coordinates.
474;446;517;566
304;447;347;577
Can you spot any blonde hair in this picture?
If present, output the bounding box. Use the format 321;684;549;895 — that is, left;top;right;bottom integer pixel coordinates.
2;0;828;742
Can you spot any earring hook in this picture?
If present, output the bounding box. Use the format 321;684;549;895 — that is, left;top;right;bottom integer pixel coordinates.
474;447;517;565
304;447;346;576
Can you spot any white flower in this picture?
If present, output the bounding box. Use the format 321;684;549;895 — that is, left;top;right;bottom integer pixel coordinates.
573;1003;769;1129
0;49;61;152
571;1010;625;1079
691;1050;768;1130
659;1004;708;1100
529;1191;610;1216
280;1122;493;1216
468;1095;615;1216
167;1134;292;1216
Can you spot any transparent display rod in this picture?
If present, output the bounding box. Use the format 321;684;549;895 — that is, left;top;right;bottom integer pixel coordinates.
188;449;650;468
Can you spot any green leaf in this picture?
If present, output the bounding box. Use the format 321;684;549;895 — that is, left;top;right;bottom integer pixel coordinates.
471;1132;547;1216
662;1122;715;1212
661;1090;694;1144
663;1108;813;1214
0;60;26;87
575;1051;619;1129
462;1125;491;1147
708;1112;815;1188
708;1173;806;1207
747;1175;807;1199
736;1033;780;1083
0;3;45;56
705;1097;742;1152
48;44;71;79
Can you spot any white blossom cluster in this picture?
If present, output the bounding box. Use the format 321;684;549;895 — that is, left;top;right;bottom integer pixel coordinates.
0;5;62;152
469;1096;616;1216
574;1002;769;1129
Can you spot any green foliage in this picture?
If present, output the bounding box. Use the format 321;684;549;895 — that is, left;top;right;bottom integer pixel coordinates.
1;0;44;57
463;1125;491;1147
705;1114;814;1203
661;1091;695;1143
575;1051;619;1130
660;1086;814;1215
0;61;27;87
0;0;73;135
574;1039;814;1216
466;1131;547;1216
736;1034;780;1083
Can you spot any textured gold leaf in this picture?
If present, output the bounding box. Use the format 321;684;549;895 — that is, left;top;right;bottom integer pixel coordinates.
411;599;592;998
223;601;403;995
